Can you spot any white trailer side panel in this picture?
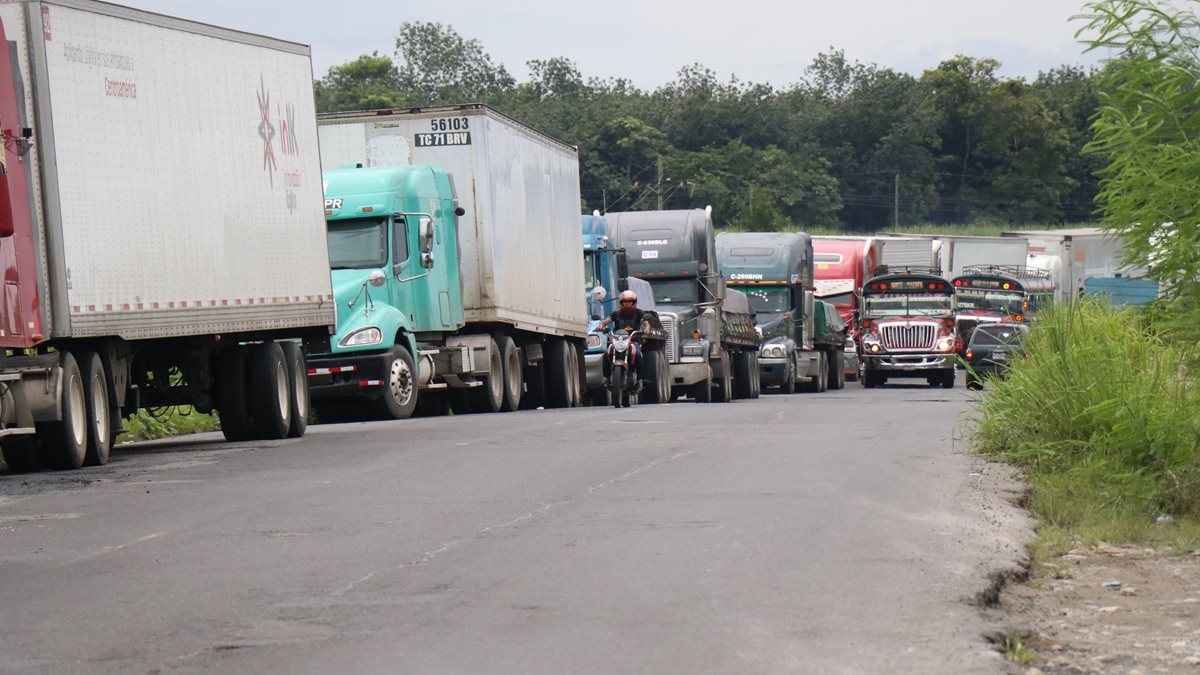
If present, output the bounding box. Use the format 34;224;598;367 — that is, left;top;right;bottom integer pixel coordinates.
878;237;938;272
14;1;332;340
947;238;1029;277
318;107;586;337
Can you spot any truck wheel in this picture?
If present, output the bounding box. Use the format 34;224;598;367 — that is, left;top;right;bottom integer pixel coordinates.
827;350;844;390
467;337;504;414
639;350;663;404
940;369;957;389
79;352;113;466
216;347;253;441
43;351;87;470
712;353;732;403
749;353;761;399
544;338;572;408
497;336;523;412
373;345;419;420
2;439;40;473
249;342;292;440
781;359;796;395
611;363;626;408
818;352;829;392
571;342;585;408
281;342;309;437
862;369;877;389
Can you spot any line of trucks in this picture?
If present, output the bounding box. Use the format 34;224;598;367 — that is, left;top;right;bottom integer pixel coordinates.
0;1;1153;473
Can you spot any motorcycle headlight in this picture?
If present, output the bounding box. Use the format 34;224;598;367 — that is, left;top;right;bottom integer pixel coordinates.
586;333;603;349
339;326;383;347
614;340;628;353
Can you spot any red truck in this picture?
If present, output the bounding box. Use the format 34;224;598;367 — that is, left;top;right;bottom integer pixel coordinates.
813;238;880;379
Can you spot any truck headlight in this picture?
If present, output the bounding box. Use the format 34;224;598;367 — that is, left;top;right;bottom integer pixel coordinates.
681;343;704;357
761;345;786;358
936;336;956;352
586;333;603;349
339;326;383;347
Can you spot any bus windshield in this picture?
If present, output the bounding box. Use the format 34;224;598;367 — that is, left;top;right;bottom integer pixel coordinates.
955;289;1025;315
863;294;952;317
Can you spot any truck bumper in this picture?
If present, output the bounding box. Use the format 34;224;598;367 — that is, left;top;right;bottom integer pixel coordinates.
757;356;790;386
306;351;391;398
863;353;954;377
669;361;710;388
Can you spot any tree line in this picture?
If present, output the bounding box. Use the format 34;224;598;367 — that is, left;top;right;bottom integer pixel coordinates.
314;22;1104;231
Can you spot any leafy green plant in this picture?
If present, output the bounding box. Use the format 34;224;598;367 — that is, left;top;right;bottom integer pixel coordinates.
1000;632;1039;665
973;301;1200;542
119;407;221;443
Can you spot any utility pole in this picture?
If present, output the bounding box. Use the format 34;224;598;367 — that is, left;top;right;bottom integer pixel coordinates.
656;155;664;210
602;188;608;214
894;172;900;229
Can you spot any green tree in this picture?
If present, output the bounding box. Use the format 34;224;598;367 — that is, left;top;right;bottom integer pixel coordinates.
314;52;403;113
394;22;514;105
1078;0;1200;338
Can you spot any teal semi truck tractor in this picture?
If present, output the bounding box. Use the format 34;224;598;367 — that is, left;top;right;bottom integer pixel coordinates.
605;208;760;403
310;105;588;418
581;214;668;405
716;232;846;393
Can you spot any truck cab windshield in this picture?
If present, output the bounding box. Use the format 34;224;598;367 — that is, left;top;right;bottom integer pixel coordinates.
328;217;389;269
864;295;952;317
741;287;789;313
650;278;700;304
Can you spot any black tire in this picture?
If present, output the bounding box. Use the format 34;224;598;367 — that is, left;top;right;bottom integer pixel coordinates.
2;438;40;473
497;335;523;412
44;351;87;470
249;342;292;440
544;338;572;408
732;351;753;399
79;352;113;467
465;337;503;414
611;363;626;408
749;353;761;399
781;357;797;395
640;350;667;404
373;344;419;420
827;350;844;390
216;347;253;441
965;373;982;390
280;342;309;438
941;369;956;389
817;352;828;392
862;369;877;389
570;342;584;408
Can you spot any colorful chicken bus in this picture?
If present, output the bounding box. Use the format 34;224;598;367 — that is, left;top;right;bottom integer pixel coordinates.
951;265;1054;343
858;268;957;389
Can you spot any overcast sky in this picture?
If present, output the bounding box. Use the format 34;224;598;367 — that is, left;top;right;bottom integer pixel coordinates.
119;0;1104;88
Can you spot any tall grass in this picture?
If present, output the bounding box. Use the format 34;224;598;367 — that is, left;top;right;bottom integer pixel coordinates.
973;300;1200;544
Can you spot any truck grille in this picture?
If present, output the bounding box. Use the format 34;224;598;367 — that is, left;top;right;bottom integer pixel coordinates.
880;323;937;351
660;314;677;363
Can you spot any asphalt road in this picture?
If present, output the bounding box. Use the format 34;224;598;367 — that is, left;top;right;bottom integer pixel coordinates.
0;377;1031;674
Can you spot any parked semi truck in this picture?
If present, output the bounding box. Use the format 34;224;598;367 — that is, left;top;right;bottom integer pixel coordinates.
581;214;667;405
0;2;334;472
605;208;760;402
311;105;587;418
717;232;845;393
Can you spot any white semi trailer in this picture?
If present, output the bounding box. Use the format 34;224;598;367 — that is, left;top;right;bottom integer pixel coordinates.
0;1;334;472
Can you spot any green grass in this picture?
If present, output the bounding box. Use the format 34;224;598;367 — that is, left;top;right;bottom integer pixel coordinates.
1000;632;1039;665
972;300;1200;553
118;407;221;443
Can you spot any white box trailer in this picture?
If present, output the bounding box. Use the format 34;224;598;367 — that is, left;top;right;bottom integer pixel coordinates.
317;105;587;338
1002;228;1138;303
0;1;334;472
875;236;942;274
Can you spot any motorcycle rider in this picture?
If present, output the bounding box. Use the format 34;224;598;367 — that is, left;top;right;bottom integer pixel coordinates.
595;290;653;391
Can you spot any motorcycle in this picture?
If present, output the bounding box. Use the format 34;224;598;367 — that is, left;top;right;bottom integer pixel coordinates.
606;329;642;409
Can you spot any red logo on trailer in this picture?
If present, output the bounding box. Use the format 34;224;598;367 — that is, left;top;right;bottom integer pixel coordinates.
256;76;277;186
42;6;52;41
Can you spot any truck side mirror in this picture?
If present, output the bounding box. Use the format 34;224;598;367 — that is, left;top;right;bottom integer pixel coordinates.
617;277;629;293
615;248;628;280
715;276;727;301
418;217;435;268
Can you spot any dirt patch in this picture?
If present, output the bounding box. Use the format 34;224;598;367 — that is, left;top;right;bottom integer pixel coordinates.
1000;544;1200;673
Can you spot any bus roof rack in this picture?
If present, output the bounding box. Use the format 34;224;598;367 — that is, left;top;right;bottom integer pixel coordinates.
871;265;942;277
961;264;1051;280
